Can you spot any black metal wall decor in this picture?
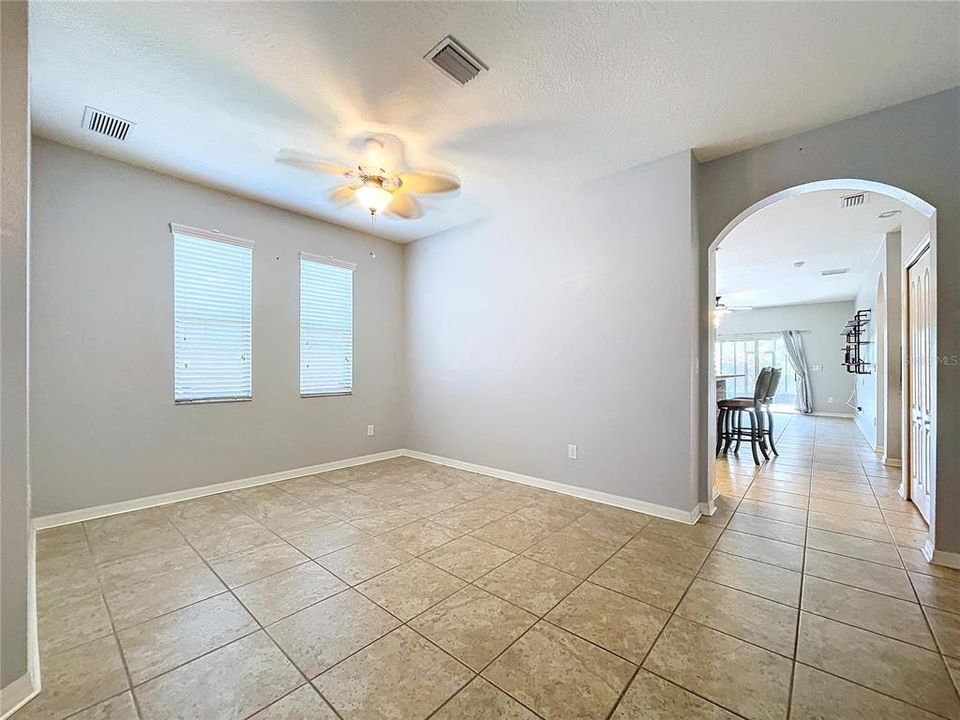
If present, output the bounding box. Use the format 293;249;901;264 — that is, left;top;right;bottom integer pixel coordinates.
842;309;872;375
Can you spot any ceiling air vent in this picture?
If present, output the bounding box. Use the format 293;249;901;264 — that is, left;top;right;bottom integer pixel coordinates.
82;106;134;141
840;192;868;209
425;36;487;85
821;268;850;277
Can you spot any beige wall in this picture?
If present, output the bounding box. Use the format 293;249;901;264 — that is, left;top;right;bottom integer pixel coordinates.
1;0;31;691
698;88;960;553
29;139;407;516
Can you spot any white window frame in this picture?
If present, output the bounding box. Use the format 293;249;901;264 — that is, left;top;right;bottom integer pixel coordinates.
715;331;798;403
171;223;254;404
299;252;355;398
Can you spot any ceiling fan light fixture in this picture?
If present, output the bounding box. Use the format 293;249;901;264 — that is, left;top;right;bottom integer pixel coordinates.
355;178;393;215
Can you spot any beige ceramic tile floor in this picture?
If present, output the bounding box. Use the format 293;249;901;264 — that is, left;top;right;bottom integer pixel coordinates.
16;416;960;720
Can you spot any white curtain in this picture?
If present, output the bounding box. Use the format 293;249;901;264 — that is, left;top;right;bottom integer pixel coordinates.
782;330;812;413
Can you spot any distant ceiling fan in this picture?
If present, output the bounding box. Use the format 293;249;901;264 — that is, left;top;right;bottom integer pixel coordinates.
715;296;753;313
714;296;753;327
275;138;461;221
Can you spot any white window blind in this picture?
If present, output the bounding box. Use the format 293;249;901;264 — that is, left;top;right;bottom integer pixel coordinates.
172;224;253;403
300;253;354;396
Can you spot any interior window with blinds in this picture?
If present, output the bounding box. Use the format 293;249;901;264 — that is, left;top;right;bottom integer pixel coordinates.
300;253;354;396
172;225;253;403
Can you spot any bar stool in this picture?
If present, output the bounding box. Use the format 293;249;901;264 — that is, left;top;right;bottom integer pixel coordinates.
759;368;782;457
716;367;772;465
739;366;783;458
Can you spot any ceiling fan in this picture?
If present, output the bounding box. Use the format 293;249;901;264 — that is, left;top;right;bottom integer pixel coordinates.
714;296;753;327
275;138;460;221
715;296;753;313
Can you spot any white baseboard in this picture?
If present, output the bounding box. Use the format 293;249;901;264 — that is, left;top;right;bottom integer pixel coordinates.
33;450;404;530
854;417;874;447
401;449;701;525
923;539;960;571
812;411;856;419
1;516;42;720
27;528;39;702
882;457;902;468
0;672;39;720
34;446;702;530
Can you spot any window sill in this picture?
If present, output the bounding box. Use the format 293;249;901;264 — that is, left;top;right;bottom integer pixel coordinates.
175;397;253;405
300;391;352;398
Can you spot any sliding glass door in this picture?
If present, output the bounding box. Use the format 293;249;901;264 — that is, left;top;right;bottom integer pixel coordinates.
715;333;797;406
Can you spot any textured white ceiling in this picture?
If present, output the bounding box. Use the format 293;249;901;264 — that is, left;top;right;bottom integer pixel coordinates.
29;2;960;242
716;189;923;308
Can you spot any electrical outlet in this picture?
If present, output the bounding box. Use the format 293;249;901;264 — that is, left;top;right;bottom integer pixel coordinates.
811;364;823;372
828;397;834;404
567;444;578;460
366;424;375;437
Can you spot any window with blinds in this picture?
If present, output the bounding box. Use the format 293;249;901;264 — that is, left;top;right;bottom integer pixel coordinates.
300;253;354;396
172;224;253;403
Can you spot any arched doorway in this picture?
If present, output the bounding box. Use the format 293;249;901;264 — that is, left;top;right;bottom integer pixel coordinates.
705;178;937;553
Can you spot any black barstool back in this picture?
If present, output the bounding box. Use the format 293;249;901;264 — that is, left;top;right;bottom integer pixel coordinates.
753;367;774;403
760;367;783;456
764;368;782;403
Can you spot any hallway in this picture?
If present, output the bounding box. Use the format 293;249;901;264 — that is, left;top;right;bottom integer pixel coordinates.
714;414;959;718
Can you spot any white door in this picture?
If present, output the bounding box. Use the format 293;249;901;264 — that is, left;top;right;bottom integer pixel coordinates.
908;246;933;522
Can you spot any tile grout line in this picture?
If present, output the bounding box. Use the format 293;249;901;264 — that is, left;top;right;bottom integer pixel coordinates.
154;504;355;720
806;423;959;717
473;522;649;719
862;437;960;708
783;415;816;720
212;478;597;717
791;420;960;719
605;442;763;720
79;522;146;720
604;563;718;718
109;463;505;705
179;471;597;717
414;501;638;720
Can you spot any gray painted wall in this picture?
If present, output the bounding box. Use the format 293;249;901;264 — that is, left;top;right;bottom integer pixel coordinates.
404;151;700;514
30;139;406;516
698;88;960;552
854;232;903;458
1;0;31;691
717;301;856;415
22;89;960;562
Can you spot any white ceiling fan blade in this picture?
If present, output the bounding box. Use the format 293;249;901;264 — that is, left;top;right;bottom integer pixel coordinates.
330;185;356;206
276;148;354;176
398;170;461;195
384;193;422;220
